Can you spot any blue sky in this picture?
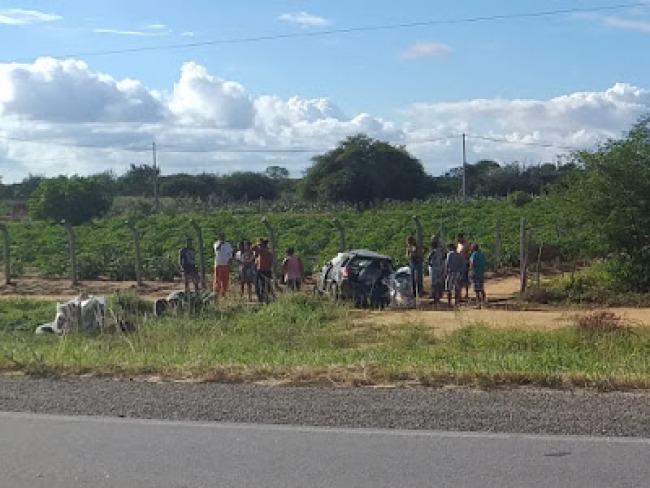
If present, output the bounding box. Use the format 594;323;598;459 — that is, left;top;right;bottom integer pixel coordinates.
0;1;649;182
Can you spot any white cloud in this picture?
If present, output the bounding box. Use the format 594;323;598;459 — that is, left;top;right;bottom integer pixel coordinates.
180;31;195;37
602;15;650;32
403;83;649;168
278;12;330;28
254;96;345;130
401;42;453;60
0;8;61;25
0;58;648;182
94;24;172;37
576;10;650;33
169;62;255;129
0;58;165;123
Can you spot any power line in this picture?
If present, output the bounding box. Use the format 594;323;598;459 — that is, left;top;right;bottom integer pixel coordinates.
4;2;645;62
0;132;581;153
158;145;324;154
467;134;578;150
0;134;151;150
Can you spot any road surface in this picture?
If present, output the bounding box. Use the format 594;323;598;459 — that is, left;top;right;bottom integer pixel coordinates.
1;412;648;488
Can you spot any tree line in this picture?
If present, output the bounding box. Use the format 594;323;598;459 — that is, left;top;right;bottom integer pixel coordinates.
1;134;574;222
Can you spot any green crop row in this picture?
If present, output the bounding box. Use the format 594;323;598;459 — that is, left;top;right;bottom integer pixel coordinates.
1;196;586;281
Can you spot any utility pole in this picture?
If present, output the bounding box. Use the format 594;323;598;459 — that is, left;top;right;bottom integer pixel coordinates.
462;133;467;204
152;141;159;213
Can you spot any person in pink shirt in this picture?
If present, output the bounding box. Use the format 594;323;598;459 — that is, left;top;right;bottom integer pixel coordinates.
282;247;304;291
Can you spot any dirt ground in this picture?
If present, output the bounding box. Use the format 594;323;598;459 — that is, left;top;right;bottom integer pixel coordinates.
354;275;650;336
0;276;182;301
1;274;649;334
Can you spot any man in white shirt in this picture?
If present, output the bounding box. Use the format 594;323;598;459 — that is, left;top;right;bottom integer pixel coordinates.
213;232;233;298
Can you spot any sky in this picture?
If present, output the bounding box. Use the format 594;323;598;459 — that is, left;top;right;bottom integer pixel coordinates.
0;0;649;183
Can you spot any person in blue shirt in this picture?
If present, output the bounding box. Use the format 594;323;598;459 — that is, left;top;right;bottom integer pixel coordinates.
469;243;487;308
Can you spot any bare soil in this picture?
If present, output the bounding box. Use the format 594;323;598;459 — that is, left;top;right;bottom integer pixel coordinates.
351;274;650;336
0;276;181;301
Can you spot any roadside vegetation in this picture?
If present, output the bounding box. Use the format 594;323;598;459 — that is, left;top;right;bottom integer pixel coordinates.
1;294;648;390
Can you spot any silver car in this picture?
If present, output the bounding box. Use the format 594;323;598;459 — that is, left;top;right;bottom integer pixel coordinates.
316;249;394;305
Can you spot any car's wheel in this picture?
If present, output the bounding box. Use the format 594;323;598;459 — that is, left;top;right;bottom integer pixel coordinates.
328;282;339;301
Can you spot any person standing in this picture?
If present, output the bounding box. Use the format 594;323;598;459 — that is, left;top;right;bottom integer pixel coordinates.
213;232;233;298
406;235;424;298
282;247;304;291
445;243;464;306
235;240;255;301
470;243;487;308
456;233;471;299
253;238;274;303
179;238;200;294
427;235;445;307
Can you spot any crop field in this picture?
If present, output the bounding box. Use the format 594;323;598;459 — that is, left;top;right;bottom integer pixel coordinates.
1;197;585;282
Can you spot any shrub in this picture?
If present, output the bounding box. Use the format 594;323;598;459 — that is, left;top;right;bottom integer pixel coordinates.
574;311;632;332
508;190;532;207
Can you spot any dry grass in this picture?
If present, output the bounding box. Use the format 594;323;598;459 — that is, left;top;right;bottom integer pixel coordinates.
574;310;637;332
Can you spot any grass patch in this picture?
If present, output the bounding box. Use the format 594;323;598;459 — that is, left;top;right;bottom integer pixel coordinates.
524;261;650;307
0;299;55;331
1;294;649;389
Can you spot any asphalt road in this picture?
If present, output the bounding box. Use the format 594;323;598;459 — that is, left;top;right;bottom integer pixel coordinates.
2;412;649;488
1;377;649;437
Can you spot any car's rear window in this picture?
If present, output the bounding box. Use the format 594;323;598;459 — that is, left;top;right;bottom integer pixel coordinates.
349;257;393;272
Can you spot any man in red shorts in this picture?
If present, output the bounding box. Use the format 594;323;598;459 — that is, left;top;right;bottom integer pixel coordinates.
213;232;233;298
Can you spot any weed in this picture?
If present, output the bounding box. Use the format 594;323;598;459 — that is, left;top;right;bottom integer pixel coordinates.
574;311;632;332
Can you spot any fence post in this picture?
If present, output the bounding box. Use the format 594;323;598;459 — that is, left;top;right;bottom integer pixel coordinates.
61;220;78;286
556;223;563;274
190;219;206;289
536;241;544;289
261;217;279;289
125;221;143;285
332;218;346;252
494;220;501;273
0;224;10;285
519;217;527;294
413;215;423;249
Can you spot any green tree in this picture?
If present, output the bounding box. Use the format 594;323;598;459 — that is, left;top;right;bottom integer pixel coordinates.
28;176;114;225
566;116;650;291
265;165;295;195
265;166;290;180
221;172;277;201
116;164;158;196
160;173;220;200
301;134;429;207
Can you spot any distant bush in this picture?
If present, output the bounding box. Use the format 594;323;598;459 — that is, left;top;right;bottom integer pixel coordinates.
508;190;532;207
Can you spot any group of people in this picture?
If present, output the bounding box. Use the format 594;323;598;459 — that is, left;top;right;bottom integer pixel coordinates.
179;233;304;303
179;230;485;308
407;233;487;308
